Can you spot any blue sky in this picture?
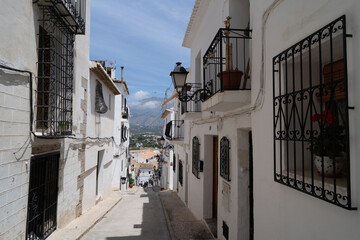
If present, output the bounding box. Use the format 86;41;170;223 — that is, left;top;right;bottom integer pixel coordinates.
90;0;194;106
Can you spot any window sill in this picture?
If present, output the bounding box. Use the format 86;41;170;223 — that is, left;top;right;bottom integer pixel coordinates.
283;169;348;197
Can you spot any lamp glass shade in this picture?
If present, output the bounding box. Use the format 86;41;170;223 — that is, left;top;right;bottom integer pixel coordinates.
170;62;188;91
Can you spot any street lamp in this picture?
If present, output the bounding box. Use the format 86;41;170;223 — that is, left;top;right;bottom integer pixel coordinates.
170;62;211;102
170;62;189;92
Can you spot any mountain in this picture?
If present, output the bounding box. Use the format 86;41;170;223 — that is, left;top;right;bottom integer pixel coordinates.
130;97;169;134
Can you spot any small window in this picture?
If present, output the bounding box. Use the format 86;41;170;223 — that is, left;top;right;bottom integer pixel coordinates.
179;160;183;186
220;137;230;181
192;136;200;179
273;15;353;209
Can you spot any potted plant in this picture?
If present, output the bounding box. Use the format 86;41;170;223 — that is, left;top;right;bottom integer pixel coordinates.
129;174;134;188
217;16;243;90
58;121;70;133
308;110;346;177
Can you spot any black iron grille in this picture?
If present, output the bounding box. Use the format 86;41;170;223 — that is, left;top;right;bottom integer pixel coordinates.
36;6;74;137
179;160;183;186
203;28;252;100
180;83;202;114
121;124;128;142
192;136;200;179
165;120;184;140
26;152;60;240
220;136;230;181
36;0;86;34
273;15;354;210
173;154;176;172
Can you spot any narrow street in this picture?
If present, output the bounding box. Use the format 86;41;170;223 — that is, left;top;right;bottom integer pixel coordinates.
81;187;170;240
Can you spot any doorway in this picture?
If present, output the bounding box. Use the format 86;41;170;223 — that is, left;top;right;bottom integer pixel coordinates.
185;153;189;206
96;150;104;197
212;136;218;219
26;152;60;240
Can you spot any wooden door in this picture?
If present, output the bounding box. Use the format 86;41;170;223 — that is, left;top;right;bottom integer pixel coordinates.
213;136;218;219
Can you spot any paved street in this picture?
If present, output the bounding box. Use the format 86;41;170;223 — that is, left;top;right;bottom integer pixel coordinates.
81;187;170;240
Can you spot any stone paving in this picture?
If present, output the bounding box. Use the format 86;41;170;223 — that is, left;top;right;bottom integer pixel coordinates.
81;187;170;240
158;190;214;240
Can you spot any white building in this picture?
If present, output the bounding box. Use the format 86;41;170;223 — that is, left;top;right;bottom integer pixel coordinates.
112;66;131;191
0;1;129;239
167;0;360;240
138;168;154;186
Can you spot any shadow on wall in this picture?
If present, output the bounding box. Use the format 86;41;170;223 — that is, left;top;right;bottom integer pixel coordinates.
105;188;170;240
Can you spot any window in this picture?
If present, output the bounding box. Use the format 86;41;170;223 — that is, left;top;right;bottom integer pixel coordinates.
273;16;354;209
192;136;200;179
179;160;183;186
220;137;230;181
36;7;75;136
173;154;176;172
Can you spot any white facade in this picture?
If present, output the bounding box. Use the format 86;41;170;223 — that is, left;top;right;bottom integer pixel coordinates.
113;70;130;191
168;0;360;240
0;1;127;239
250;0;360;239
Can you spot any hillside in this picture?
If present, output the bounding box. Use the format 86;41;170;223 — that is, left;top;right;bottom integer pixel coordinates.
130;97;166;134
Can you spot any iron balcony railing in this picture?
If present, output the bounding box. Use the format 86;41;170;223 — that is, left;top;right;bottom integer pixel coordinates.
35;0;86;34
203;28;252;100
122;106;129;119
165;120;184;141
180;83;202;114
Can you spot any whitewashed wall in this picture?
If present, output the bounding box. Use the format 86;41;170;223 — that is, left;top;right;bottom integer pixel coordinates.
82;67;116;213
251;0;360;239
0;0;94;237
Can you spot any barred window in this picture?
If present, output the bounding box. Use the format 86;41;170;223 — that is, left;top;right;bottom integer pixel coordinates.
179;160;183;186
192;136;200;179
273;16;354;209
36;6;75;136
173;154;176;172
220;137;230;181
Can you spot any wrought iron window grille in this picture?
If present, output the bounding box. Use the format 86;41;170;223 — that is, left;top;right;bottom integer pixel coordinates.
192;136;200;179
179;160;183;186
273;15;355;210
203;28;252;100
220;137;230;181
173;154;176;172
35;6;75;137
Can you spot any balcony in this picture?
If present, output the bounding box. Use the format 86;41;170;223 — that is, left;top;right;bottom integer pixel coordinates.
35;0;86;34
122;106;129;119
202;28;251;112
180;83;202;120
165;120;184;142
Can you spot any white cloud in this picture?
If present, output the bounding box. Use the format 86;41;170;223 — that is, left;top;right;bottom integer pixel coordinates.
132;90;149;100
143;101;161;109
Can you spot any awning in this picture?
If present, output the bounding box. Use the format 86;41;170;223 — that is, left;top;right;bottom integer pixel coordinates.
161;90;178;106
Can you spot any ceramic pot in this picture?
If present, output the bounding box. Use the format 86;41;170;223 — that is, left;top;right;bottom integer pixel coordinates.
314;155;345;177
217;70;243;90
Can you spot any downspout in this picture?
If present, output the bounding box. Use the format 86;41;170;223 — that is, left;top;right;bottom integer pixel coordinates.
0;64;33;132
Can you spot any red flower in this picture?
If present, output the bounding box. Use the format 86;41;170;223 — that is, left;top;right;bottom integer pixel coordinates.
311;110;336;124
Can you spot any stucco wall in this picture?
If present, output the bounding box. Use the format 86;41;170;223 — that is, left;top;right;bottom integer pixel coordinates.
0;70;31;240
250;0;360;239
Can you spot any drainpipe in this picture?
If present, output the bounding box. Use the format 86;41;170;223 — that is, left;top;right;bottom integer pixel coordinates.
0;64;33;132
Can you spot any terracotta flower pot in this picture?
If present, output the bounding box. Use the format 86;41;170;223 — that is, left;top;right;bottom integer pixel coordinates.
129;184;133;188
314;155;345;177
218;70;243;90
